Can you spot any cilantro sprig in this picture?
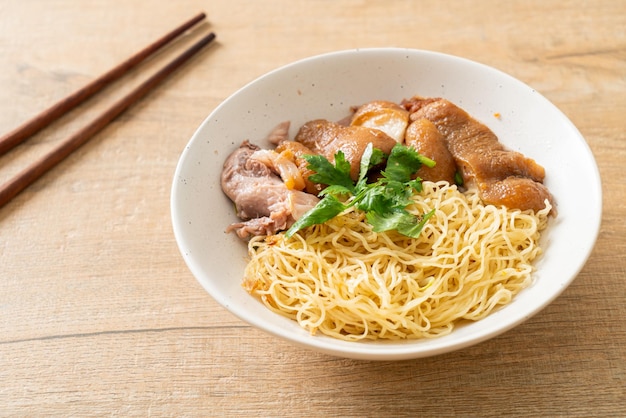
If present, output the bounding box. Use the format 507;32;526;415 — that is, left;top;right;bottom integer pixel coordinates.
285;143;436;239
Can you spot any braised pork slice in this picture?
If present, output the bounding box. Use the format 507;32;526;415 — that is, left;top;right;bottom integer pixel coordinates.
294;119;397;180
403;97;553;211
350;100;409;142
405;118;457;184
266;121;291;145
479;177;553;212
221;141;319;239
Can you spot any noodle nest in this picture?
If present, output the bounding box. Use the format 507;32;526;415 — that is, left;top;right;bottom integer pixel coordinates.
243;181;551;341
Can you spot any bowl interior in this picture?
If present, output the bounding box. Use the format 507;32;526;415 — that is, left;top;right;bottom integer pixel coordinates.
171;48;602;360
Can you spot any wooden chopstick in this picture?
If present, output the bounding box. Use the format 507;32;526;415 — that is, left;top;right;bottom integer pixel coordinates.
0;31;216;209
0;12;207;157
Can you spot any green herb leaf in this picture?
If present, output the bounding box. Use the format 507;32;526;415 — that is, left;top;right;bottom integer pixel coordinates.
356;143;386;189
357;143;374;186
286;142;435;239
396;208;435;238
285;194;346;238
304;151;354;193
354;182;393;214
318;184;353;197
454;170;464;186
366;208;435;238
365;209;411;233
383;143;435;183
407;178;424;193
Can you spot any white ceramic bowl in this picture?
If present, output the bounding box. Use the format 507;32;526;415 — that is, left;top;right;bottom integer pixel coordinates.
171;48;602;360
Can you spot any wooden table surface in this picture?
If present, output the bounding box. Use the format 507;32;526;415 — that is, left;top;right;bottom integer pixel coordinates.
1;1;624;416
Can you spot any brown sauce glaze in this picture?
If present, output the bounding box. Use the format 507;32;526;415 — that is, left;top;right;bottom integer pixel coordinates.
405;118;457;184
403;96;553;212
294;119;396;181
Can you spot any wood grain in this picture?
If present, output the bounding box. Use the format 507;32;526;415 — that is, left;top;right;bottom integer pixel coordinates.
0;31;215;208
1;0;625;416
0;12;207;156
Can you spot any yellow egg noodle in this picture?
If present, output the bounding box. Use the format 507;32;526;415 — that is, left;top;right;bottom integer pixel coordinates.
243;181;551;341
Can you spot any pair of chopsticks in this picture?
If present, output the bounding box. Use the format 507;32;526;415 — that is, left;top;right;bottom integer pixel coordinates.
0;12;215;209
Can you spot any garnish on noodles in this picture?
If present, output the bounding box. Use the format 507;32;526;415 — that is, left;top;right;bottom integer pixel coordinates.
286;143;436;239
